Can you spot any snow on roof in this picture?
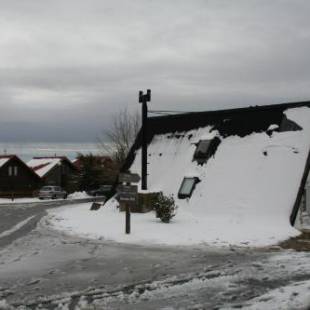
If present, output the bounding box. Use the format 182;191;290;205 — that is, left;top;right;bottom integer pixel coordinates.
128;106;310;246
0;156;11;168
27;158;62;177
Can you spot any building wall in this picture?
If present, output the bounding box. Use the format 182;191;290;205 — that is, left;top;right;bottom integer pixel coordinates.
306;173;310;214
0;158;41;197
44;165;62;186
43;161;77;192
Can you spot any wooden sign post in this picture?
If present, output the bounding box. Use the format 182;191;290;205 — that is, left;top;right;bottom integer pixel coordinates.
118;173;140;234
125;203;130;234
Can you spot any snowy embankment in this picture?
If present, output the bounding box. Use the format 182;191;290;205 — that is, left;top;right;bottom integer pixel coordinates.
47;107;310;247
0;192;91;205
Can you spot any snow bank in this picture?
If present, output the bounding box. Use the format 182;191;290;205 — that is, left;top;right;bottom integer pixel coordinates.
0;192;91;205
0;197;42;204
67;191;90;199
48;107;310;246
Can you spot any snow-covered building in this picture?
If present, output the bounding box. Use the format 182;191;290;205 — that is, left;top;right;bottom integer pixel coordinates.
27;156;78;191
122;101;310;242
0;155;42;197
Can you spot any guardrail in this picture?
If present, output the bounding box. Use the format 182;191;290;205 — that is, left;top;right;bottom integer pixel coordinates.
0;196;106;208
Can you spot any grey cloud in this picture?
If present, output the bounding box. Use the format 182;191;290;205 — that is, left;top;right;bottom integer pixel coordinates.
0;0;310;141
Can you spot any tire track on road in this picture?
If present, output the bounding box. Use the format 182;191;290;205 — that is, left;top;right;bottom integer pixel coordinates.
0;212;46;249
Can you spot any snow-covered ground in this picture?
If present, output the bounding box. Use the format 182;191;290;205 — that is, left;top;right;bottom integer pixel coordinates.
1;224;310;310
47;107;310;247
46;199;293;247
238;280;310;310
0;192;91;205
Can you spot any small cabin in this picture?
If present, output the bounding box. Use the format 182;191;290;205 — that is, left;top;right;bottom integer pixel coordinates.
0;155;42;197
27;156;78;192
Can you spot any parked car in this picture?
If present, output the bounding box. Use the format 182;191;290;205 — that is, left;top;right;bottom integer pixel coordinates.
38;186;68;200
87;185;112;197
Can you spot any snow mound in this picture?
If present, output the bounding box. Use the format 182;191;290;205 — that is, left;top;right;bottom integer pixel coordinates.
68;191;90;199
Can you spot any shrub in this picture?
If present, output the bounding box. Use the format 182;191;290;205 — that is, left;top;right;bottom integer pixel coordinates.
154;192;178;223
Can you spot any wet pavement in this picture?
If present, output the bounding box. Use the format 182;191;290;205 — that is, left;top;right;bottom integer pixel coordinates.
0;203;310;309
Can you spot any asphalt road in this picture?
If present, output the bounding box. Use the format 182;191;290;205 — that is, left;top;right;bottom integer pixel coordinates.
0;203;310;309
0;204;49;249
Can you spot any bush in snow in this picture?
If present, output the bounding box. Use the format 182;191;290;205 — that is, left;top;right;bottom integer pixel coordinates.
154;192;178;223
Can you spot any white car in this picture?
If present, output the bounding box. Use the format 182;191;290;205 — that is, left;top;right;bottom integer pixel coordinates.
38;186;67;200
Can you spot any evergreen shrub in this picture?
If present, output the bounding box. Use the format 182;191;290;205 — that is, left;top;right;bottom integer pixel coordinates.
154;192;178;223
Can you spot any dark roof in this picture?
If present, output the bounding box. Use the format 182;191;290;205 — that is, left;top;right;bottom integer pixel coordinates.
33;156;69;161
32;156;77;171
123;100;310;172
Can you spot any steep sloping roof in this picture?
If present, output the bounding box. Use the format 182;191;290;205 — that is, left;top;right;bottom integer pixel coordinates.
27;156;76;178
0;155;12;168
0;155;42;181
124;101;310;245
123;101;310;171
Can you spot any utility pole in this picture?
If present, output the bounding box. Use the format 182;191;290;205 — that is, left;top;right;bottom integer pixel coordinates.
139;89;151;190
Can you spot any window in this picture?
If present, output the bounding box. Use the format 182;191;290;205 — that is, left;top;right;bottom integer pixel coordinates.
194;140;212;159
193;137;220;164
8;166;18;176
41;186;53;191
178;177;199;199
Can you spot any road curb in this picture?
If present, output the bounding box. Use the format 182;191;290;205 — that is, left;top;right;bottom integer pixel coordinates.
0;196;105;208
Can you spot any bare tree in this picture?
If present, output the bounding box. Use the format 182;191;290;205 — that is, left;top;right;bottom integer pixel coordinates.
99;108;141;168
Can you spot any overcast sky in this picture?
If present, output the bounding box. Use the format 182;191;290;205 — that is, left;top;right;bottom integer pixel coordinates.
1;0;310;142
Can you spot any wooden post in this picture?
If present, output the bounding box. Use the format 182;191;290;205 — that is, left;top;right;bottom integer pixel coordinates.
118;173;140;235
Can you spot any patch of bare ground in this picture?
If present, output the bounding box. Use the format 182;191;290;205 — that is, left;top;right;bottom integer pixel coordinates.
279;232;310;251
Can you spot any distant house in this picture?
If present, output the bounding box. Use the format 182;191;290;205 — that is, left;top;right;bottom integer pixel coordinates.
0;155;42;197
72;156;113;171
123;100;310;229
72;155;117;186
27;156;78;192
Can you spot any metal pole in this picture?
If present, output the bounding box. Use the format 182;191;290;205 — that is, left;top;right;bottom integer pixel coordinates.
141;100;148;190
139;89;150;191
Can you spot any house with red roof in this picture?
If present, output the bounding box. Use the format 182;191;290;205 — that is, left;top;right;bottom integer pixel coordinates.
27;156;78;192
